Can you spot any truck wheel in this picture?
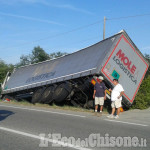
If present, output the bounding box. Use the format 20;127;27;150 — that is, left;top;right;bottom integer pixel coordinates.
32;88;43;104
53;82;72;103
41;86;54;104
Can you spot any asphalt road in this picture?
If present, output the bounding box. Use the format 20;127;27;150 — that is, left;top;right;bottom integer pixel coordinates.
0;102;149;150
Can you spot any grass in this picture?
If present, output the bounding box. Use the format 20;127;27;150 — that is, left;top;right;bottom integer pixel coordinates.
0;99;109;114
0;99;91;113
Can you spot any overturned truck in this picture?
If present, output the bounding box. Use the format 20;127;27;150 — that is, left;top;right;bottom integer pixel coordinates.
1;30;149;108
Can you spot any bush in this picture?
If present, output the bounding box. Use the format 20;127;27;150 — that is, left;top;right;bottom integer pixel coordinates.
132;75;150;109
132;54;150;109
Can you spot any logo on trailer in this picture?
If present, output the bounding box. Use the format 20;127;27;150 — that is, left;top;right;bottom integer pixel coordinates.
113;49;137;84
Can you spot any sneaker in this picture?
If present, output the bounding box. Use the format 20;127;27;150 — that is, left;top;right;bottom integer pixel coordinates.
114;115;119;119
107;114;114;118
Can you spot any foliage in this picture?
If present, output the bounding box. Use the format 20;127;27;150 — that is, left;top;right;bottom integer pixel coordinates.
0;59;14;94
144;54;150;77
31;46;50;64
132;75;150;109
17;46;50;66
18;54;31;66
0;59;14;83
132;54;150;109
16;46;67;67
49;52;68;59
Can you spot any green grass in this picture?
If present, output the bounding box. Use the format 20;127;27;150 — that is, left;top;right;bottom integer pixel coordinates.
0;99;91;112
0;99;108;114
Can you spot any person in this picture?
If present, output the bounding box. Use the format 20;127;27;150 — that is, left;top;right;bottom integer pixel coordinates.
107;79;124;119
93;76;106;116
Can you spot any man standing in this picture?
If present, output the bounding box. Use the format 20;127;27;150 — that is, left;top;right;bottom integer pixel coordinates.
107;79;124;119
93;76;106;115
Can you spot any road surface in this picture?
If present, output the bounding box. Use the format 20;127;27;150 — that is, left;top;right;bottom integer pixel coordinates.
0;102;149;150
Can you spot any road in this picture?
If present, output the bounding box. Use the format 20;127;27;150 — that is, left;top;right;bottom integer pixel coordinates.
0;102;149;150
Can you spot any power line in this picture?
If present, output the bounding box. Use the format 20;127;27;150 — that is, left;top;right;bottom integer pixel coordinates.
4;36;101;61
107;13;150;21
1;20;103;50
44;35;100;52
2;13;150;51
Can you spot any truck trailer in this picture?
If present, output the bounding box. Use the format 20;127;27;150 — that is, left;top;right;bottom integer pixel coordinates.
1;30;149;108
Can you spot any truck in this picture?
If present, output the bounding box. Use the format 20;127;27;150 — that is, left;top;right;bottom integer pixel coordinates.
1;30;149;108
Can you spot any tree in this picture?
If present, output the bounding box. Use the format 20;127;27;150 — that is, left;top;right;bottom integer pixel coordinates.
0;60;14;83
31;46;50;64
19;55;31;66
0;59;14;95
132;54;150;109
17;46;68;67
132;74;150;109
144;54;150;76
16;46;50;67
49;52;68;59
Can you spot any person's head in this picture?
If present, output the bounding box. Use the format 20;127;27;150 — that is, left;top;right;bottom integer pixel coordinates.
97;76;104;83
113;79;119;85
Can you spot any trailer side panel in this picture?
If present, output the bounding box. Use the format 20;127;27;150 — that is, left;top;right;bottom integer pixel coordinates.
3;34;122;94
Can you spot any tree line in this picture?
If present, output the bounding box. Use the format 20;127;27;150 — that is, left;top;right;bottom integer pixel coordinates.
17;46;67;67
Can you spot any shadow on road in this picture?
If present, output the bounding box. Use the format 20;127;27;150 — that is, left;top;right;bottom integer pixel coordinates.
0;110;14;121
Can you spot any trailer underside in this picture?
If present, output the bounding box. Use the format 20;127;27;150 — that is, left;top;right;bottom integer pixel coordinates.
2;76;95;108
1;75;131;109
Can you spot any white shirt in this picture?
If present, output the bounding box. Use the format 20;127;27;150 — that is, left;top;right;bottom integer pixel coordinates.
111;84;124;101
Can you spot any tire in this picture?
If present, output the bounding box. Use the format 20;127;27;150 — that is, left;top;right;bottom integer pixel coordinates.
32;88;44;104
41;86;54;104
53;82;72;103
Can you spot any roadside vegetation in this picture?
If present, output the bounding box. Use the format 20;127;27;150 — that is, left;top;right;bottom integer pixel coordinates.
0;46;149;110
132;54;150;109
0;99;95;113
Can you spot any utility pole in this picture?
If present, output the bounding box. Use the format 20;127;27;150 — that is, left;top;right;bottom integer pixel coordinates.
103;16;106;40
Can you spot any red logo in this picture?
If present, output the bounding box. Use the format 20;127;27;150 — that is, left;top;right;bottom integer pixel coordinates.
116;49;136;74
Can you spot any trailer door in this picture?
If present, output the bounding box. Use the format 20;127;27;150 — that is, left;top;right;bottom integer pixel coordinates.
101;35;149;104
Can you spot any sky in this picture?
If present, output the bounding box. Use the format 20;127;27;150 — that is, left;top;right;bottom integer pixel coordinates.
0;0;150;64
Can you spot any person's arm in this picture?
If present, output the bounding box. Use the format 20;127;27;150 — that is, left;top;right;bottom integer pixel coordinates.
93;90;96;99
117;91;124;99
103;83;107;100
104;90;106;100
117;85;124;99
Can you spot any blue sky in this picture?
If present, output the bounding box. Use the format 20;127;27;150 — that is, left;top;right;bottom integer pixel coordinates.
0;0;150;64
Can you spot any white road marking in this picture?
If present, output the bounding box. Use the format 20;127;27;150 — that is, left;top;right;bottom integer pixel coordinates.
104;119;148;127
0;104;86;118
0;126;92;150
